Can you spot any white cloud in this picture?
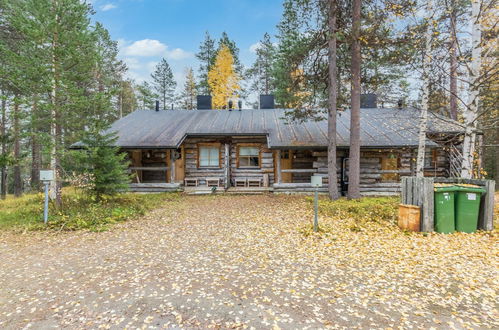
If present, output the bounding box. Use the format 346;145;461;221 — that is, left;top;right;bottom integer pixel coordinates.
167;48;192;60
249;42;262;53
123;39;168;57
100;3;117;11
121;39;193;60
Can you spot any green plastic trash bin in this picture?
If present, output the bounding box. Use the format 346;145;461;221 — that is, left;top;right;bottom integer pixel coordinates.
454;184;486;233
434;184;458;233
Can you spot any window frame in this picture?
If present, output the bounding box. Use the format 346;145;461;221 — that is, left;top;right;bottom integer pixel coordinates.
197;143;222;168
236;143;262;169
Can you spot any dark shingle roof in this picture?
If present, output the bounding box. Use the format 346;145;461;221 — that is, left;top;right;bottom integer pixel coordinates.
79;108;463;149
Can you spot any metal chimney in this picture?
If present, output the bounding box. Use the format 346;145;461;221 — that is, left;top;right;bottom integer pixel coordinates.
197;95;212;110
228;100;233;111
260;95;275;109
360;94;377;108
155;100;160;111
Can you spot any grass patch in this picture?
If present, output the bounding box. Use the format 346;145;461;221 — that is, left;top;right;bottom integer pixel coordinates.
301;196;400;236
0;189;180;232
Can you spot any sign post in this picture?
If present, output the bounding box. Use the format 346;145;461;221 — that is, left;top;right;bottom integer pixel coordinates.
40;170;54;224
311;175;323;232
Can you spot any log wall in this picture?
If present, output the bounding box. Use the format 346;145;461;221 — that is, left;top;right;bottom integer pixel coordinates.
183;136;275;186
124;143;451;195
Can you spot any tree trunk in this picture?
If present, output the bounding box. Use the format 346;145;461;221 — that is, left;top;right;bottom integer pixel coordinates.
416;0;433;177
461;0;481;178
327;0;339;200
449;0;458;120
13;99;22;197
347;0;361;199
495;123;499;180
31;98;41;190
49;0;62;207
1;91;7;199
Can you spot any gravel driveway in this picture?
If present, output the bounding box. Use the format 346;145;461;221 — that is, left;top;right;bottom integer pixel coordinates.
0;195;497;329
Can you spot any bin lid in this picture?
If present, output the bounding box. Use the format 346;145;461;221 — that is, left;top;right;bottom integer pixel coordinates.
434;184;459;192
454;184;486;193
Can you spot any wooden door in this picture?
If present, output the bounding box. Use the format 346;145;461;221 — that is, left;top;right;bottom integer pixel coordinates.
274;150;293;183
381;155;399;182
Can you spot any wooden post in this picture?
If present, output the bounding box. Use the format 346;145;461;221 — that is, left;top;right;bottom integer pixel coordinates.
421;177;434;232
224;143;230;189
170;151;175;183
478;179;495;231
276;150;282;184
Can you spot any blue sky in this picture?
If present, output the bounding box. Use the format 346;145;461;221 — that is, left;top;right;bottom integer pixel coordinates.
91;0;283;89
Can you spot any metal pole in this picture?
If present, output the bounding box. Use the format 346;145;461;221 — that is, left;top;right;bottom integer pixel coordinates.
44;182;49;224
314;188;319;232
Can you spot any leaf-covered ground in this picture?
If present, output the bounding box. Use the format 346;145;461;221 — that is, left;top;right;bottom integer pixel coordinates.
0;194;497;329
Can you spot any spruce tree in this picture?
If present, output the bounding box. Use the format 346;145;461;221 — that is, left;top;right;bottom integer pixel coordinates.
151;58;176;110
76;123;130;201
196;31;216;95
246;33;276;97
179;67;197;110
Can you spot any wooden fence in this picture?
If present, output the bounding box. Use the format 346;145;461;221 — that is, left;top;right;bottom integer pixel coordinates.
401;177;495;232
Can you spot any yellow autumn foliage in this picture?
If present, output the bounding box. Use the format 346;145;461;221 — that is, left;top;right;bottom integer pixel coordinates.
208;45;241;109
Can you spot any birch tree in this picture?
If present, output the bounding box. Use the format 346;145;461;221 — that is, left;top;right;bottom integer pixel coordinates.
208;45;241;109
460;0;482;178
415;0;434;177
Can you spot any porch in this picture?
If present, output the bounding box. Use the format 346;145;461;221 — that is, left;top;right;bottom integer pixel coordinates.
124;145;444;196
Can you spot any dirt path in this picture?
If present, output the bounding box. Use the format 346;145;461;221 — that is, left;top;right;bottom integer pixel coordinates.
0;195;497;329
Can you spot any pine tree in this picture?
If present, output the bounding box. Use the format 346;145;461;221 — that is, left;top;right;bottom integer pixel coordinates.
246;33;276;96
179;67;197;110
117;79;137;117
327;0;339;201
136;81;158;109
348;0;362;199
76;123;130;201
208;45;241;109
151;58;176;110
196;31;216;95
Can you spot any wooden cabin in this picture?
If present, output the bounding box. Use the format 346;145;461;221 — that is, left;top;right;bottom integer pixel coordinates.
83;106;463;195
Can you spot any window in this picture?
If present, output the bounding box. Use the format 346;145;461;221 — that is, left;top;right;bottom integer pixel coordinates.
238;145;260;168
198;145;220;167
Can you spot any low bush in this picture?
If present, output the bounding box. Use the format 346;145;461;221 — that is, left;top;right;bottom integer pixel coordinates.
0;190;179;232
301;196;400;236
317;196;399;224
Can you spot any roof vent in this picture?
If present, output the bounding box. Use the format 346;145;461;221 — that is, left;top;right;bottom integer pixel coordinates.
155;100;159;111
360;93;377;108
238;100;242;111
228;100;233;111
197;95;212;110
260;95;275;109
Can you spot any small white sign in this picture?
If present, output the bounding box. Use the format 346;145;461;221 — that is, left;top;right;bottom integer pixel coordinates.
467;193;476;201
311;175;323;187
40;170;54;182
